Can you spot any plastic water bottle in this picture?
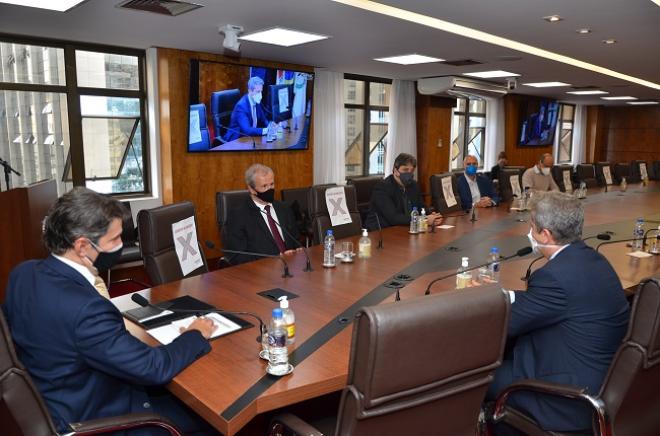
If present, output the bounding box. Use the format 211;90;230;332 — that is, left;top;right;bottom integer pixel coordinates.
358;228;372;259
279;296;295;345
276;123;284;139
420;208;429;233
650;226;660;255
267;308;289;375
409;207;419;234
456;257;472;289
632;218;645;251
323;230;336;267
487;247;501;283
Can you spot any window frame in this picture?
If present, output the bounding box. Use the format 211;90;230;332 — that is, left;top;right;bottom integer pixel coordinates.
451;96;486;169
0;32;150;198
555;103;575;165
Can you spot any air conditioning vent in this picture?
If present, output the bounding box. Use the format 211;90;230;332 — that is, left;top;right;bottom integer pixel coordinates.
117;0;204;16
443;59;482;67
417;76;508;98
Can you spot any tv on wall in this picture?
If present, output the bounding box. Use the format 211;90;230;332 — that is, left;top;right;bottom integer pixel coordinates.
187;59;314;152
518;99;559;146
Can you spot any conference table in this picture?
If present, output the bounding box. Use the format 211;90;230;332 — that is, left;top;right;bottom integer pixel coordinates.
115;183;660;435
209;115;308;151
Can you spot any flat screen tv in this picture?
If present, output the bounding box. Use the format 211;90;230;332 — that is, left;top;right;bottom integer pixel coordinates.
518;99;559;146
187;59;313;152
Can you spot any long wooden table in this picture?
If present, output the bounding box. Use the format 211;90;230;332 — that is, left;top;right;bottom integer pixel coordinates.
115;184;660;435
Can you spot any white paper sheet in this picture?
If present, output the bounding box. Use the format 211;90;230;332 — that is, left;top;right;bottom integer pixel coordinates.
147;313;241;345
626;251;653;259
436;224;455;229
441;177;457;208
563;170;572;193
640;163;648;180
603;166;613;185
325;186;352;226
510;175;522;199
172;216;203;277
278;88;289;113
189;109;202;143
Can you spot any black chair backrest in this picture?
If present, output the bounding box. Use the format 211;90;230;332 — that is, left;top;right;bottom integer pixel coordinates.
137;201;208;286
552;165;574;192
335;285;510;435
613;162;630;184
346;175;383;222
650;161;660;181
308;185;362;245
215;190;251;234
120;201;137;246
210;89;240;140
627;160;644;183
595;162;613;186
281;187;314;240
430;173;463;214
499;168;523;201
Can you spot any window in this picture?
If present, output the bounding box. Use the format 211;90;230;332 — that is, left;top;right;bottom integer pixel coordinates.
0;37;148;196
556;104;574;164
450;97;486;170
344;76;391;177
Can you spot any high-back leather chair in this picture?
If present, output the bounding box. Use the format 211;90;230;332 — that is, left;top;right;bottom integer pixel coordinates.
106;201;143;285
628;160;644;183
215;189;251;239
346;175;383;223
188;103;211;151
595;162;612;186
210;89;240;143
499;168;524;201
576;164;599;189
137;201;208;286
269;284;511;436
0;311;181;435
308;184;362;245
281;186;313;244
491;277;660;436
552;165;574;192
650;160;660;181
612;162;630;184
430;173;463;214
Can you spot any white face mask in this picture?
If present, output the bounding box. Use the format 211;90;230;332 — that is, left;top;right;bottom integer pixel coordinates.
252;92;262;104
541;167;551;176
527;229;557;254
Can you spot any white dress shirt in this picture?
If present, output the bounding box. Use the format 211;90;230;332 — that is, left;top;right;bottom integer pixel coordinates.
53;254;95;286
464;173;482;204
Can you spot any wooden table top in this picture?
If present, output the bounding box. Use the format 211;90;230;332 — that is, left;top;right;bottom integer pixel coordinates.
115;184;660;435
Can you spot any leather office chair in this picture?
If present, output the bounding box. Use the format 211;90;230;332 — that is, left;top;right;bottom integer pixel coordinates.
137;201;208;286
308;184;362;245
0;311;182;436
576;164;599;189
281;186;314;245
210;89;240;143
490;276;660;436
215;189;251;266
346;175;383;224
612;162;630;184
499;168;524;202
594;162;612;186
430;173;463;214
628;160;644;183
650;160;660;180
188;103;211;151
269;285;511;436
551;165;575;192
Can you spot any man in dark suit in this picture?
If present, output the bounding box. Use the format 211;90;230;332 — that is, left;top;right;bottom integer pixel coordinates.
223;163;300;265
3;188;216;434
487;191;630;433
457;155;500;210
224;76;274;142
490;151;507;181
365;153;442;230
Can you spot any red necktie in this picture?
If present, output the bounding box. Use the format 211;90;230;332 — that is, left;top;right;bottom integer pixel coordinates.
265;205;287;253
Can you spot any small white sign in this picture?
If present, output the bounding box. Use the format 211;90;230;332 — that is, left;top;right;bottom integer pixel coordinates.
278;88;290;113
603;166;613;185
172;216;203;277
325;186;352;227
147;313;241;345
436;224;455;230
640;163;648;180
442;177;457;208
189;109;202;144
510;175;522;199
563;170;572;193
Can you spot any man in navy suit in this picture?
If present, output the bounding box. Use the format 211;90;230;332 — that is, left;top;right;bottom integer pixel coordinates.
487;191;630;433
3;188;216;434
223;163;300;265
457;155;499;210
224;76;274;142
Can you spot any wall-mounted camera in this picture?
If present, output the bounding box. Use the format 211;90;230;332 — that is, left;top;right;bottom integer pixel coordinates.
506;78;518;91
219;24;243;52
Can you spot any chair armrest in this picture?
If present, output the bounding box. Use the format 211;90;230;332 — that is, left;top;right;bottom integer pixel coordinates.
69;412;181;435
269;413;324;436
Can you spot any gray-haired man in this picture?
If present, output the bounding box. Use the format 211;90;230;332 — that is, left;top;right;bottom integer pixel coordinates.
224;76;275;141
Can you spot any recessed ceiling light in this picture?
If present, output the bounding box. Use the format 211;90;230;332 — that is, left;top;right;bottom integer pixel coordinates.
566;90;609;95
240;27;329;47
651;0;660;6
523;82;571;88
543;15;563;23
601;96;637;101
374;54;444;65
602;39;617;45
0;0;87;11
576;28;592;34
627;101;658;105
463;70;520;79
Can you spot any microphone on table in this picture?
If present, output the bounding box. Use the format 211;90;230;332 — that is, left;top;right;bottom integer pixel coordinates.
367;211;384;249
258;208;313;272
214;125;256;148
130;293;266;343
521;233;612;282
424;246;533;295
204;240;293;278
596;238;640;252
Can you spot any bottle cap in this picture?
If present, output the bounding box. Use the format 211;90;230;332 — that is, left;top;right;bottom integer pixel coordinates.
461;256;469;267
279;296;289;309
272;308;283;318
490;247;499;253
326;229;333;235
412;207;418;211
362;228;368;237
421;208;426;214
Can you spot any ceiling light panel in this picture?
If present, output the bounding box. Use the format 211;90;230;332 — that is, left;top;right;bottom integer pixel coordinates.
374;54;444;65
543;15;563;23
0;0;87;11
240;27;328;47
601;96;637;100
576;28;592;34
566;90;609;95
523;82;571;88
463;70;520;78
627;101;658;105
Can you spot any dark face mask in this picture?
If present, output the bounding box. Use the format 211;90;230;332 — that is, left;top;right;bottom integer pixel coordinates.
89;240;123;272
255;188;275;203
399;172;414;185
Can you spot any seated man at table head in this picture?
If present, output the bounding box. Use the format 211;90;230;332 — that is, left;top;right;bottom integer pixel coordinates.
490;151;508;181
224;76;275;142
522;152;559;192
3;187;216;434
223;163;300;265
457;154;500;210
365;152;442;230
486;191;629;433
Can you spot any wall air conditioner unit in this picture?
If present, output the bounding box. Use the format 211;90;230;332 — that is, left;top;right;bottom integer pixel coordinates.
417;76;508;98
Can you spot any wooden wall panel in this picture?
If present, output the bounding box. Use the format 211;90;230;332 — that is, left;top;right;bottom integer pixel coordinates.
503;94;553;168
157;48;313;257
415;94;454;196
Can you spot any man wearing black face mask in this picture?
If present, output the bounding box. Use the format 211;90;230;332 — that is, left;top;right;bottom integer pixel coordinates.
366;153;442;230
223;163;300;265
3;187;216;435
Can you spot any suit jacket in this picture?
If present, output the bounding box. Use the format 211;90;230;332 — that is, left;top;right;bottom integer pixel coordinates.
224;94;269;141
223;198;300;265
502;241;630;431
365;175;425;230
3;255;210;433
456;173;500;210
